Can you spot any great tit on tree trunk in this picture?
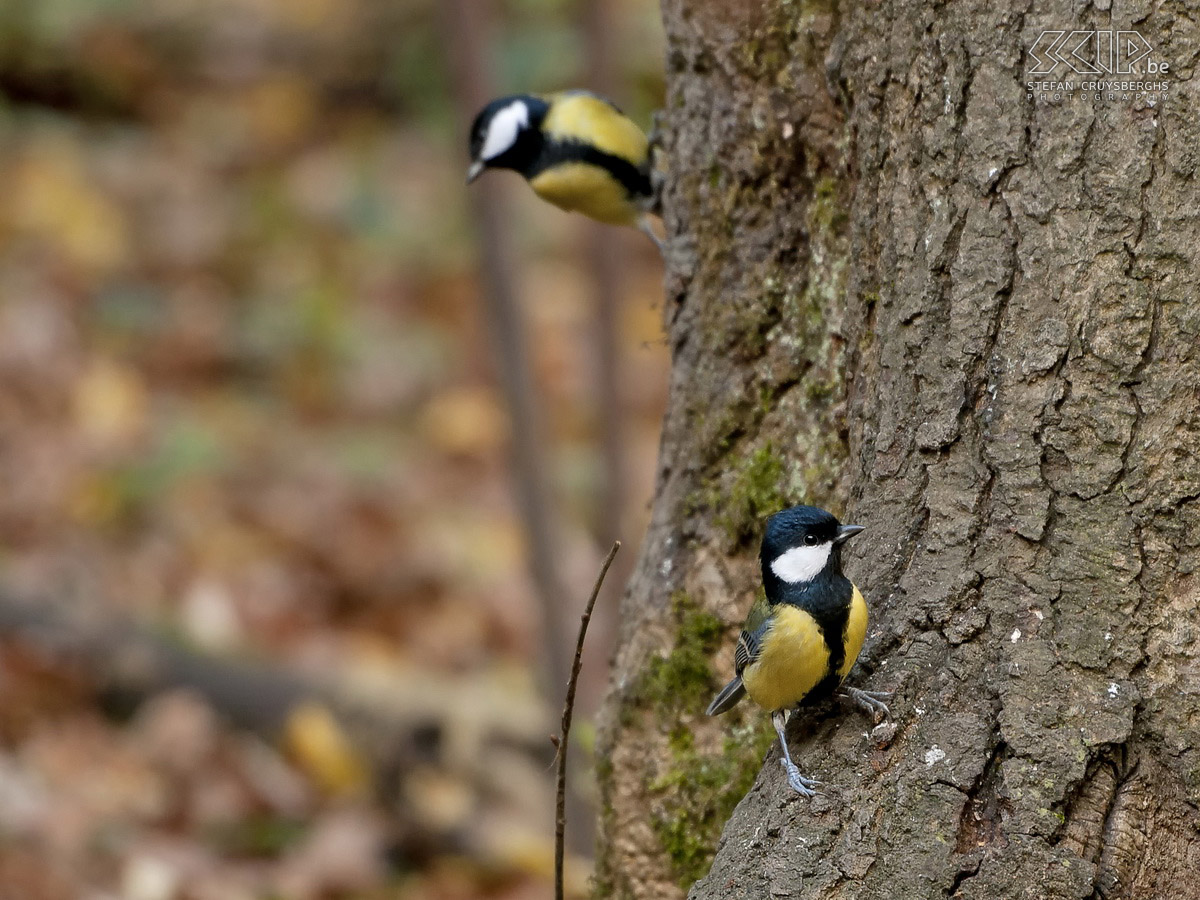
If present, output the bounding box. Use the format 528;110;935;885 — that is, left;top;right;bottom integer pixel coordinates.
467;91;661;247
707;505;890;796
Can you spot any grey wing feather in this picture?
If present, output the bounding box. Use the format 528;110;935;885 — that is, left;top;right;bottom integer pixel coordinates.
706;677;745;715
733;627;762;676
706;624;766;716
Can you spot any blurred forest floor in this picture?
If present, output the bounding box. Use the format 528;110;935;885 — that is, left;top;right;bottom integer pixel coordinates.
0;1;667;897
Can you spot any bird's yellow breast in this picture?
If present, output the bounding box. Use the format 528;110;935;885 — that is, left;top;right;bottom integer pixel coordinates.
741;584;869;713
741;605;830;713
528;164;640;225
839;585;868;679
542;92;649;166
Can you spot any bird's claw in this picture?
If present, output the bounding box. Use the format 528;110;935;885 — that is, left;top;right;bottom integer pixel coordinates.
647;110;665;152
648;169;666;216
638;214;664;253
645;112;666;218
841;687;892;722
780;759;820;797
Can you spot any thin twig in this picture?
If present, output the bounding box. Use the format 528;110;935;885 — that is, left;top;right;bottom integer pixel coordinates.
555;541;621;900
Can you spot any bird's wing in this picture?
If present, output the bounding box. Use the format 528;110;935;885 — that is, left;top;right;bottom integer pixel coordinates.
707;592;775;716
551;89;625;114
706;675;745;716
733;628;759;675
541;92;649;167
733;592;772;678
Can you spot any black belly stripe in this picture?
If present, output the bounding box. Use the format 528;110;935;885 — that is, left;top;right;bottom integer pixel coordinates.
531;139;653;200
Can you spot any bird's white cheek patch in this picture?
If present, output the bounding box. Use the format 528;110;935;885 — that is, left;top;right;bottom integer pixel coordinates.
480;101;529;161
770;543;832;583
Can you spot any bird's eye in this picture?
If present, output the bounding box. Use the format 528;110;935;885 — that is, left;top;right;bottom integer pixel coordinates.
804;534;818;546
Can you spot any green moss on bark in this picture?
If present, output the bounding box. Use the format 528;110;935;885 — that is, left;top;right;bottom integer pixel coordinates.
622;594;776;891
638;593;726;713
651;721;774;890
714;445;788;545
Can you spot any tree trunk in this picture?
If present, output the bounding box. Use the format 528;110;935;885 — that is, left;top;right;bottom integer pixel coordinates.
594;1;1200;898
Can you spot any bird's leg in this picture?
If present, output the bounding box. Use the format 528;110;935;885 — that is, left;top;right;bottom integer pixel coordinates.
839;686;892;722
772;710;820;797
648;170;666;216
646;110;666;158
645;111;666;218
638;214;665;255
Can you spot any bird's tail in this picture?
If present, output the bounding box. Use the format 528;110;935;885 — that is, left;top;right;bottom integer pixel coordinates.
705;677;746;716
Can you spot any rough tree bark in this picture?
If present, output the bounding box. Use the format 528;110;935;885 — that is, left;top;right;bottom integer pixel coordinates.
595;1;1200;898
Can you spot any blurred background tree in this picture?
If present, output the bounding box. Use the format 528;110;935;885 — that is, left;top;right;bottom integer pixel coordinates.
0;0;665;897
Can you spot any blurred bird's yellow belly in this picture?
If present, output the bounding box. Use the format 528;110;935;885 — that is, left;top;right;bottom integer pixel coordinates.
529;164;640;225
741;605;830;713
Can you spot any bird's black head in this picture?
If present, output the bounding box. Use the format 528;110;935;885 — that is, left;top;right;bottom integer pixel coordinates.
760;505;864;592
467;95;548;182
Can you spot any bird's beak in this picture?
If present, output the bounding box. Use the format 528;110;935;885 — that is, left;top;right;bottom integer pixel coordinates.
466;160;484;184
834;524;865;545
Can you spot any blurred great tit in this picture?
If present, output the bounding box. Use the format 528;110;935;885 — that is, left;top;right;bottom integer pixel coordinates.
707;505;890;796
467;91;660;245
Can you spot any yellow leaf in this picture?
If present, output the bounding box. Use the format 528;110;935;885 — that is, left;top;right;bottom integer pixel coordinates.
74;358;147;448
405;765;472;832
283;702;368;798
246;76;317;149
67;472;124;525
10;140;128;274
419;386;508;456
